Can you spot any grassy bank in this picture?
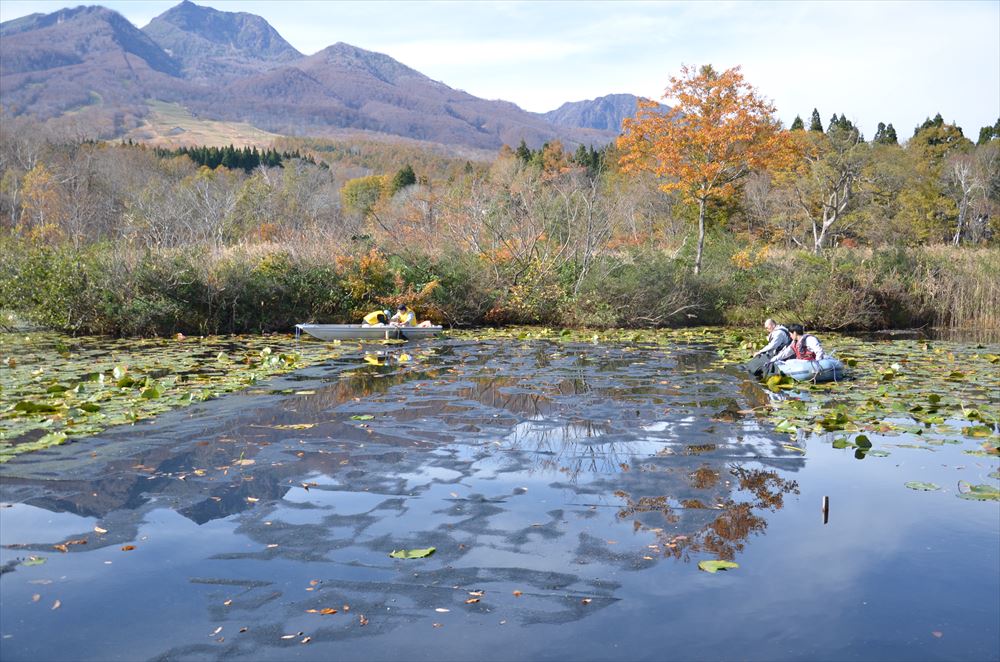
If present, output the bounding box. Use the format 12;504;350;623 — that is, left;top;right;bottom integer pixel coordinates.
1;238;997;335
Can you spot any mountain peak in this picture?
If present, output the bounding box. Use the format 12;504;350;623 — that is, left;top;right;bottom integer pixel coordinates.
305;42;429;86
143;0;300;76
543;93;666;132
0;4;179;77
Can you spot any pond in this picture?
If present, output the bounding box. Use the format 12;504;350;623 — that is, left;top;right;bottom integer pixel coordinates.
1;330;998;661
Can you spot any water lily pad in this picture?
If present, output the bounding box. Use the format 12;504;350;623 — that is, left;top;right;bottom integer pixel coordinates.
904;481;940;491
698;560;739;573
351;415;375;421
956;484;1000;501
389;547;436;559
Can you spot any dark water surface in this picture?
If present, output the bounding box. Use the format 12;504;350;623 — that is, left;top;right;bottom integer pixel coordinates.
1;338;997;661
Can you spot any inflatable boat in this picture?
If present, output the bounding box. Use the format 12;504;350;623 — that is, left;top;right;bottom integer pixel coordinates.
775;357;847;383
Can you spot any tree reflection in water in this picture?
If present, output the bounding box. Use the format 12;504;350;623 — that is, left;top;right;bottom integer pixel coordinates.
616;467;799;562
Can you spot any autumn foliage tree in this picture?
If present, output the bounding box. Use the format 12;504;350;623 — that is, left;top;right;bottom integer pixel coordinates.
618;64;792;273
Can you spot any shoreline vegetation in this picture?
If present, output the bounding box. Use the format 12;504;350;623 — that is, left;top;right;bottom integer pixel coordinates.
1;239;998;336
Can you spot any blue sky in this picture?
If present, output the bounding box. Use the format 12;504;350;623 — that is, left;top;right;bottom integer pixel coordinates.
2;1;998;139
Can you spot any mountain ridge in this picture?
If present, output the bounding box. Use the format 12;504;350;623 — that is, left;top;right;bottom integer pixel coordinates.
0;1;627;150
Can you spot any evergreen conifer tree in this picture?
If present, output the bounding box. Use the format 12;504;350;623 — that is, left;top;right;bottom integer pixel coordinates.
809;109;823;132
790;115;805;131
390;164;417;194
515;139;532;163
885;124;898;145
977;117;1000;145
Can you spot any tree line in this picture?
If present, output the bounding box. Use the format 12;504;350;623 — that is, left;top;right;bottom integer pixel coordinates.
0;64;998;333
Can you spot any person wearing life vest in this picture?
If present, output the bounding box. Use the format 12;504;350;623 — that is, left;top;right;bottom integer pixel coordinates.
746;318;792;377
770;324;826;363
754;319;791;358
389;305;434;328
362;309;392;326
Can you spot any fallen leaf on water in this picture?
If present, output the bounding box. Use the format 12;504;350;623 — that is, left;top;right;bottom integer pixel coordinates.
51;600;61;610
698;560;739;573
32;594;40;602
432;623;443;628
53;544;68;553
468;590;484;597
235;459;255;466
266;544;278;548
359;614;369;626
121;545;136;551
434;608;450;613
301;637;311;644
94;526;108;534
643;556;654;560
343;604;350;611
606;540;618;545
223;599;233;606
210;627;222;636
280;634;296;640
932;631;943;638
239;627;248;633
513;590;522;597
581;598;592;605
246;497;259;503
465;598;480;604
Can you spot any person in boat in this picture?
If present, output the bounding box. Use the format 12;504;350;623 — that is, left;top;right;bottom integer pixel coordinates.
362;309;392;326
389;304;434;328
746;318;791;377
769;324;826;364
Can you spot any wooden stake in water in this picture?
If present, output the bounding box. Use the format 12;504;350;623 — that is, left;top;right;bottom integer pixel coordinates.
822;496;830;524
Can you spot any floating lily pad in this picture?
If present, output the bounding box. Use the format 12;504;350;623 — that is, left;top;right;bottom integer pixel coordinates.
389;547;436;559
956;484;1000;501
351;414;375;421
698;560;739;573
904;482;940;491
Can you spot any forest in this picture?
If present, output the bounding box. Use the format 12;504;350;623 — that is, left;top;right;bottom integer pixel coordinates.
1;66;998;336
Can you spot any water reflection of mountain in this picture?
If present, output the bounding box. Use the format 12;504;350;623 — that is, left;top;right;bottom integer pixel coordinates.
1;339;804;569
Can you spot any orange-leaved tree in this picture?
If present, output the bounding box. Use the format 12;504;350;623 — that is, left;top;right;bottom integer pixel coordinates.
618;64;794;273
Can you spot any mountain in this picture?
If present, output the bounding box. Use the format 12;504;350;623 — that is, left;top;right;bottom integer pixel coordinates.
142;0;301;82
544;93;668;132
0;5;185;135
0;2;620;150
